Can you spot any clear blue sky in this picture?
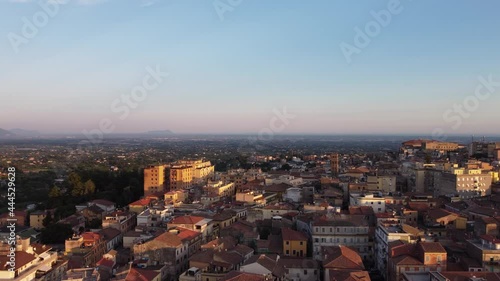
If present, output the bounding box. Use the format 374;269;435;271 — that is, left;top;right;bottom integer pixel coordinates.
1;0;499;135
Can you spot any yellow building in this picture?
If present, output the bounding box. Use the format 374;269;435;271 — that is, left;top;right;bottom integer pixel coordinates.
144;165;166;196
30;210;48;229
169;160;214;190
282;227;308;258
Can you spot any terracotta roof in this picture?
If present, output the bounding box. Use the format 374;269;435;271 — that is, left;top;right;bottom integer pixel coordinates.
129;198;152;206
323;246;365;270
393;255;423;266
176;227;202;242
419;242;447;253
96;257;115;268
91;199;115;207
427;208;456;220
0;251;36;270
154;232;183;247
99;227;122;241
480;234;500;244
328;270;371;281
170;215;205;225
125;267;160;281
281;228;307;242
221;271;267;281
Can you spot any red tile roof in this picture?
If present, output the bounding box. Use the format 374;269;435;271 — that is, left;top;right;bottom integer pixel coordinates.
323;246;365;270
281;228;307;242
125;267;160;281
170;215;205;225
221;271;267;281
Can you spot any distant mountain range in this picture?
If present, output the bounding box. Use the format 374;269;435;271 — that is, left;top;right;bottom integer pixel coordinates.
0;128;40;137
146;130;174;135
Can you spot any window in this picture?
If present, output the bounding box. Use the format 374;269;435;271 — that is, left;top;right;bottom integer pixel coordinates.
304;270;308;275
286;250;289;255
286;241;290;245
300;241;303;245
426;256;430;262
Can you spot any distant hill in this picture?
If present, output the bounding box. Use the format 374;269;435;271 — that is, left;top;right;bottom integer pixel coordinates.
0;128;14;137
146;130;174;135
9;128;40;136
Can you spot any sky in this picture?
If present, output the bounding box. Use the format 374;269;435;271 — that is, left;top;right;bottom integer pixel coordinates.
0;0;499;135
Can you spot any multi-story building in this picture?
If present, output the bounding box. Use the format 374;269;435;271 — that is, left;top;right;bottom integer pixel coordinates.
169;160;214;190
204;181;235;197
65;232;107;268
375;220;422;279
282;228;308;258
132;232;190;277
437;168;492;197
367;175;396;193
350;193;386;213
169;216;214;243
467;235;500;272
143;165;166;196
388;242;447;281
422;141;459;152
311;215;371;262
0;241;62;281
102;211;137;233
330;153;339;176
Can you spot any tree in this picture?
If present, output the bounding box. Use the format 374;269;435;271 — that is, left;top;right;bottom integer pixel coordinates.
48;186;61;198
83;180;96;195
41;223;74;244
42;211;53;227
68;172;82;188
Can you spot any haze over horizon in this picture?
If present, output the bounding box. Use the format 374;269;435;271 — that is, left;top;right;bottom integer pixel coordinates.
1;0;499;135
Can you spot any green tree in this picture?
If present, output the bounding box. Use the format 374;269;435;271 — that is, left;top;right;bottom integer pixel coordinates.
71;182;84;197
83;180;96;195
68;172;82;188
48;186;61;198
41;223;74;244
42;211;53;227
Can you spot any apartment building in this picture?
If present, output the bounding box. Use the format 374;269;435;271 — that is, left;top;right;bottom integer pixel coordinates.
169;216;214;243
169;160;214;190
133;232;192;277
350;193;386;213
102;211;137;233
437;168;492;197
282;228;308;258
144;165;166;196
0;240;61;281
467;235;500;272
65;232;107;268
375;220;422;280
311;215;372;262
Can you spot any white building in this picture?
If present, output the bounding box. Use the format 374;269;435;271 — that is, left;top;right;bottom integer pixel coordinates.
350;193;386;213
283;187;302;203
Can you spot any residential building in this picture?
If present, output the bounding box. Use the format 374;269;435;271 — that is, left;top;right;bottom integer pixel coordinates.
311;215;372;262
282;227;308;258
169;216;214;243
102;211;137;233
144;165;166;196
65;232;107;268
